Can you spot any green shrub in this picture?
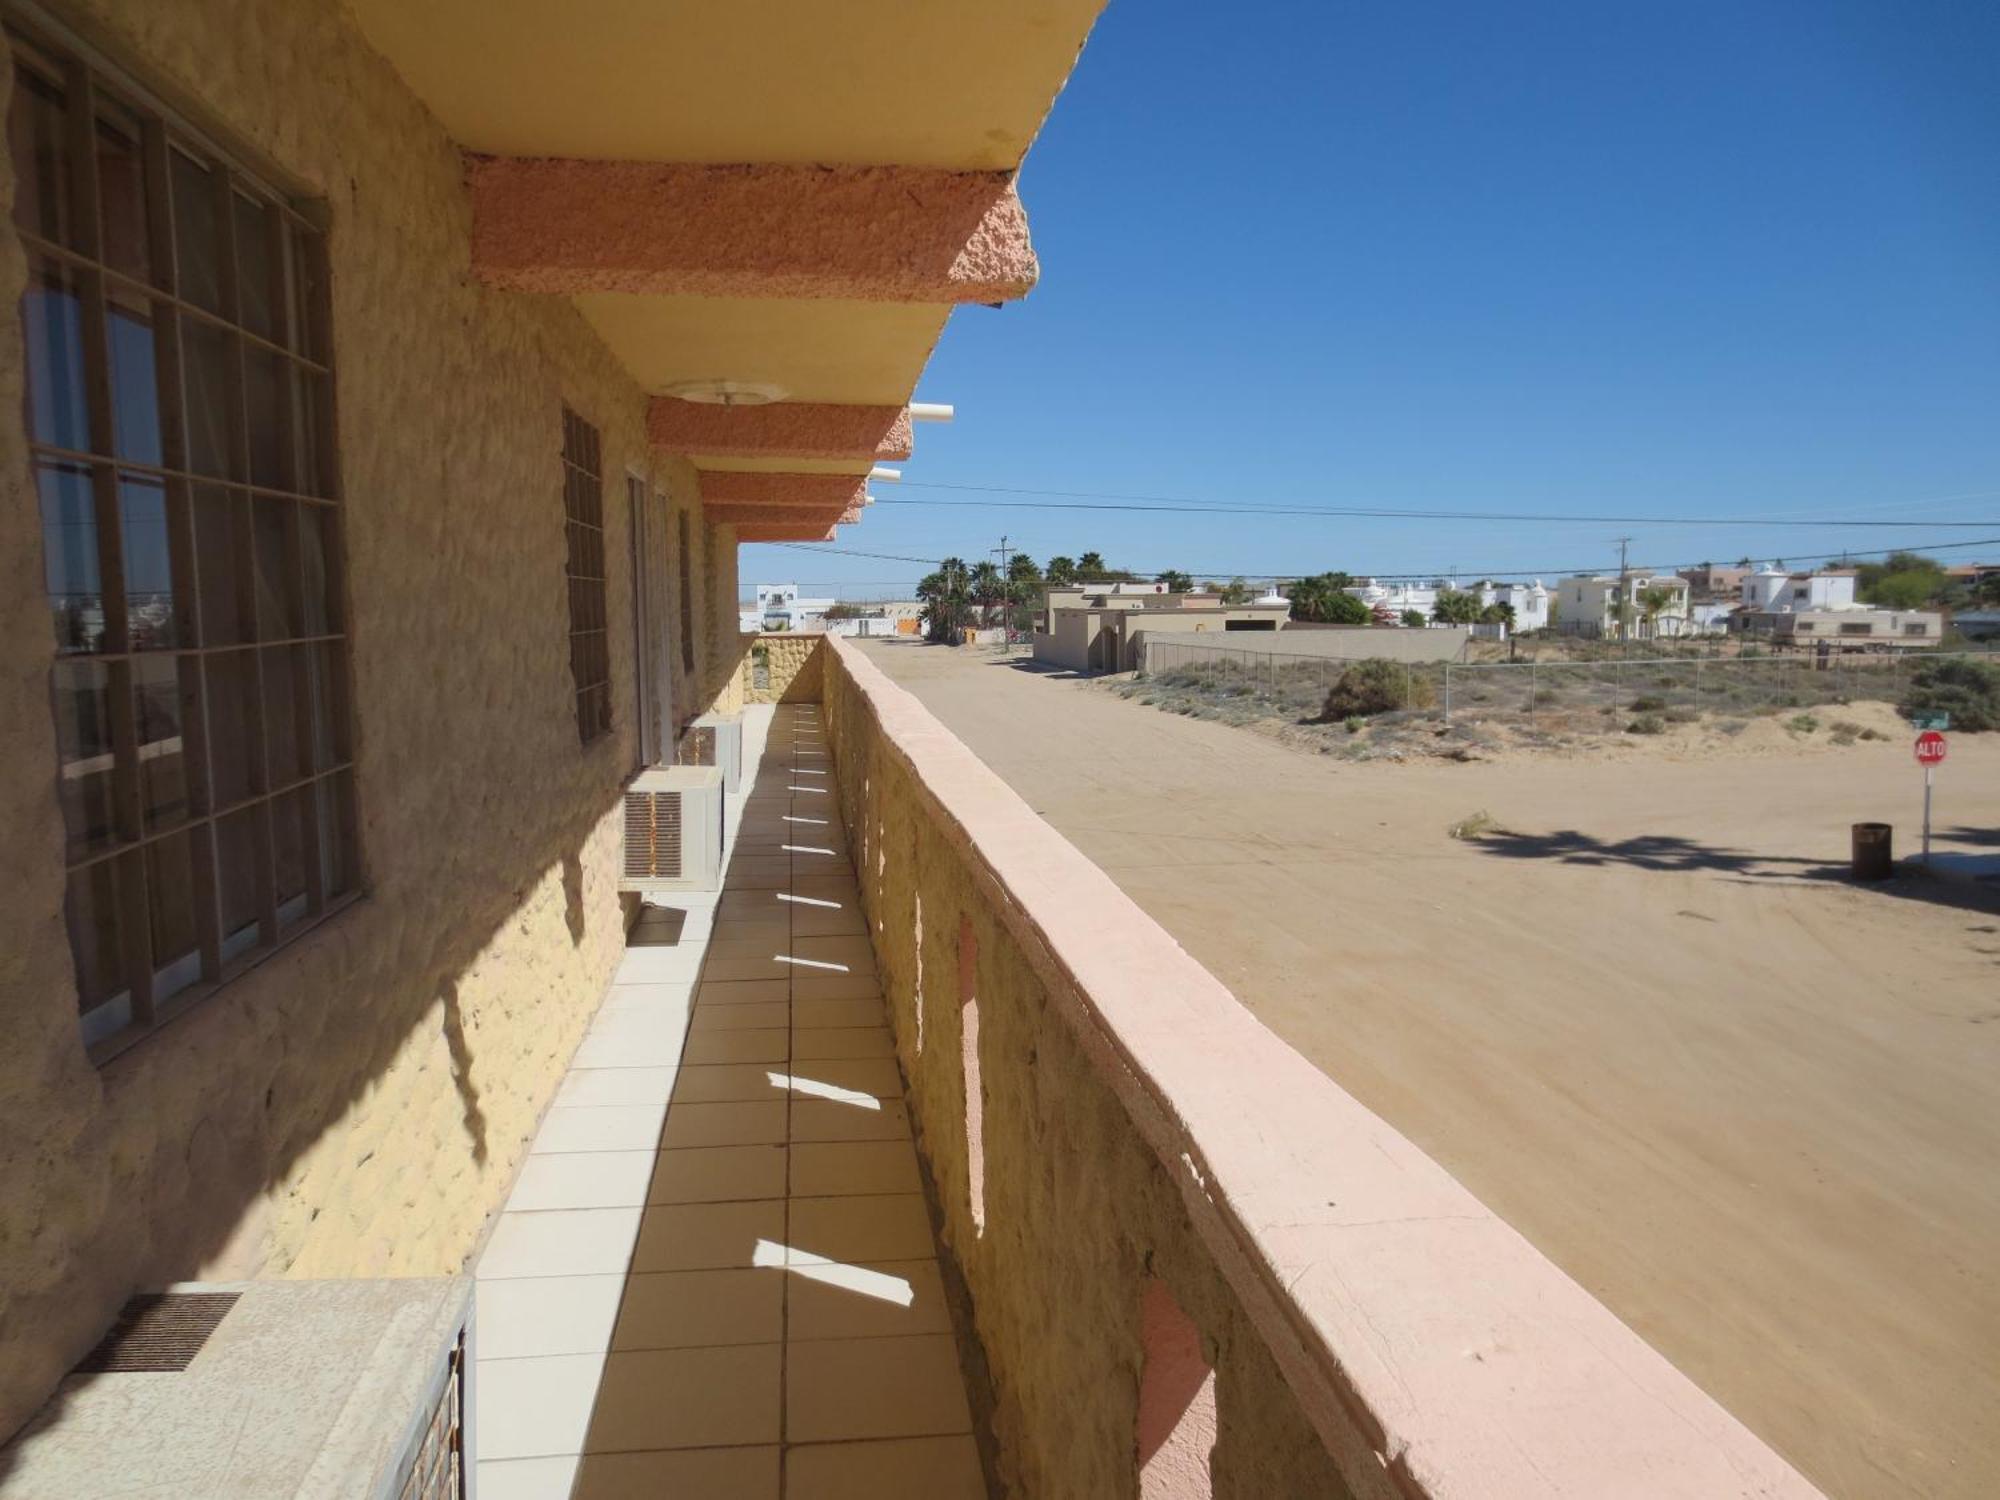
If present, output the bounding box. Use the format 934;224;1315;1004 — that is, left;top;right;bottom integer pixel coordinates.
1788;713;1820;735
1630;694;1668;711
1322;659;1434;718
1899;655;2000;732
1830;720;1861;745
1628;713;1667;735
1343;715;1365;734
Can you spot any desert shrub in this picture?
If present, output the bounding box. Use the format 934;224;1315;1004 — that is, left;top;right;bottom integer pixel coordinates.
1447;810;1501;840
1630;694;1668;711
1788;713;1820;734
1665;706;1698;723
1899;655;2000;731
1344;715;1365;734
1322;659;1434;718
1628;713;1667;735
1830;720;1860;745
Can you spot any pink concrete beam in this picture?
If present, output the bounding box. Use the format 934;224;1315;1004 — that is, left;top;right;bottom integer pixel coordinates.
651;399;912;462
734;521;839;544
704;501;849;527
469;157;1038;302
699;471;867;511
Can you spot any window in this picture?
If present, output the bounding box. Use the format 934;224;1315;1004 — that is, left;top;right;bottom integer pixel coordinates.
676;510;695;674
1795;622;1815;633
1839;622;1873;637
1903;622;1929;637
559;406;610;743
11;27;358;1056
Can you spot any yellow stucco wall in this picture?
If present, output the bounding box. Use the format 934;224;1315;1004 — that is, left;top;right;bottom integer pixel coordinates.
0;0;727;1437
819;642;1354;1499
741;632;826;704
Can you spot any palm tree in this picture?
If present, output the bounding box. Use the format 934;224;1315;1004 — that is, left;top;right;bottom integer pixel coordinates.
917;560;971;643
1156;569;1193;593
967;561;1006;625
1076;550;1107;577
1045;555;1078;587
1637;584;1675;638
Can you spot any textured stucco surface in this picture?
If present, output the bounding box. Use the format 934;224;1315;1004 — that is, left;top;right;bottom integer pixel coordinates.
469;158;1037;303
743;633;826;706
817;641;1354;1500
650;396;915;462
702;470;867;511
0;0;737;1442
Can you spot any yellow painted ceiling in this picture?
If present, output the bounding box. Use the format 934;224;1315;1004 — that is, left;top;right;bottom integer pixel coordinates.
346;0;1103;170
573;295;948;407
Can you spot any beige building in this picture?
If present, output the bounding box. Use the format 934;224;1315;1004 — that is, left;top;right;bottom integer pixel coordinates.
1035;587;1291;672
1557;572;1693;638
1734;606;1943;646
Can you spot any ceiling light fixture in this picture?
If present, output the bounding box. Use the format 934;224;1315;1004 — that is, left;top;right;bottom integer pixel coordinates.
665;378;789;407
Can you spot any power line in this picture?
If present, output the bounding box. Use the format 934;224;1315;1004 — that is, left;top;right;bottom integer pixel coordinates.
767;533;2000;581
872;489;2000;528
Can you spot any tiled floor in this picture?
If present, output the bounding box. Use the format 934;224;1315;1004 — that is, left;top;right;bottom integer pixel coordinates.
474;705;986;1500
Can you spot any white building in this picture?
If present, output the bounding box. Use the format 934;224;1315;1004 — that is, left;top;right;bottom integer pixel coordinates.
1557;574;1692;639
742;582;837;633
1474;580;1550;632
1344;578;1442;619
1739;569;1858;613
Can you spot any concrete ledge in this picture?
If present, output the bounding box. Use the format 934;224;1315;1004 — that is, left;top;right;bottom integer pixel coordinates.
650;398;913;462
821;636;1822;1499
469;157;1037;302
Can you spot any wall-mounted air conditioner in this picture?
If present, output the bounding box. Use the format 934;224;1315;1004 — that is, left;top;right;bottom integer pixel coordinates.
0;1277;473;1497
676;711;744;792
622;765;725;893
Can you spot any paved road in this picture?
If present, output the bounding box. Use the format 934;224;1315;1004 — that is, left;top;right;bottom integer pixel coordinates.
858;637;2000;1500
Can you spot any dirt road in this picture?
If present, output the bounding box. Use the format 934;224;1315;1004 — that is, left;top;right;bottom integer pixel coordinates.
858;638;2000;1500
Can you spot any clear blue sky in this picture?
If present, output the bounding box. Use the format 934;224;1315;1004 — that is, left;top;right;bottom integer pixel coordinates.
742;0;2000;599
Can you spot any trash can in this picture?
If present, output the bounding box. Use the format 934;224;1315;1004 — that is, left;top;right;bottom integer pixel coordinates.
1851;822;1893;881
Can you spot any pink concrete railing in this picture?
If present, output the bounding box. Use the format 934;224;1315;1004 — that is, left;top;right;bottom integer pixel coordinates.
818;636;1823;1500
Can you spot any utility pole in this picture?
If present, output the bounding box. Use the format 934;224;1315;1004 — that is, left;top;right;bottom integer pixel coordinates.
1614;535;1633;578
990;535;1013;642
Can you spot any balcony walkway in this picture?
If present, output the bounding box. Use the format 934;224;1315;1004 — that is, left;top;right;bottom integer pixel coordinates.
471;704;986;1499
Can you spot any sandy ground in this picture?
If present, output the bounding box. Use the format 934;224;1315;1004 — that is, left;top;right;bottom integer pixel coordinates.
857;638;2000;1500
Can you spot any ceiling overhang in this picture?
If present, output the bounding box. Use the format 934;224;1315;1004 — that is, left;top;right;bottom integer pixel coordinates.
347;0;1106;547
469;159;1036;302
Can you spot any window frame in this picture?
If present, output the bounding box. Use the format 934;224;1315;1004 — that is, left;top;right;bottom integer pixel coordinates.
8;17;362;1064
559;404;611;745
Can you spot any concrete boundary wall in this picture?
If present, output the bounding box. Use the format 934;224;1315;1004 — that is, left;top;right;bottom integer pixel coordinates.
820;635;1822;1499
1136;627;1471;668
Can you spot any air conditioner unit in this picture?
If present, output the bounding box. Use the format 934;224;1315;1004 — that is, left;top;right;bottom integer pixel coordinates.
675;711;744;792
0;1277;473;1498
622;765;725;893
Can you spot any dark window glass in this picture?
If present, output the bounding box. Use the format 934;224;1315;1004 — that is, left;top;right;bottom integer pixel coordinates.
318;770;356;898
118;471;175;649
300;503;339;635
261;644;302;787
290;363;326;496
192;484;246;645
105;283;162;462
181;316;235;478
560;406;610;744
215;806;261;956
132;653;189;832
204;647;257;807
273;785;311;916
305;640;345;770
9;62;70;245
95;106;151;282
38;458;102;653
145;830;201;995
67;854;132;1019
170;149;223;315
23;255;89;449
234;193;275;341
244;344;287;488
252;497;295;638
52;659;117;857
288;224;321;359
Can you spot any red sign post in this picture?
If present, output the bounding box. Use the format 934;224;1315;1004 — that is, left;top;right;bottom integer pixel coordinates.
1914;731;1947;863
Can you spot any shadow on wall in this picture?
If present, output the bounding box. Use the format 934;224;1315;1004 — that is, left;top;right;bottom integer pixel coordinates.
0;774;630;1464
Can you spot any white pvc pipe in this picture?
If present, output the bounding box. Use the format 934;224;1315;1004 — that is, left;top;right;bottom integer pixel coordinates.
909;403;955;423
868;466;902;482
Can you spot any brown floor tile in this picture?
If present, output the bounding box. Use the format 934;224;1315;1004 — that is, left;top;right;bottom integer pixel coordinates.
789;1141;922;1198
631;1199;783;1271
690;1001;792;1032
784;1335;972;1443
659;1100;787;1149
572;1446;778;1500
695;978;789;1006
790;972;886;1002
793;1026;895;1060
792;999;886;1031
781;1436;983;1499
779;1057;904;1101
648;1143;787;1204
611;1268;784;1350
786;1259;953;1342
703;953;792;983
789;1099;911;1144
681;1029;788;1066
584;1344;781;1451
668;1064;789;1105
787;1194;936;1263
790;935;880;970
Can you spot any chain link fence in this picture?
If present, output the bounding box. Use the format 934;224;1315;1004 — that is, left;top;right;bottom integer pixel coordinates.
1132;638;2000;727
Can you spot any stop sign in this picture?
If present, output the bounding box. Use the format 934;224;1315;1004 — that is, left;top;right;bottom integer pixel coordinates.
1915;730;1948;765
